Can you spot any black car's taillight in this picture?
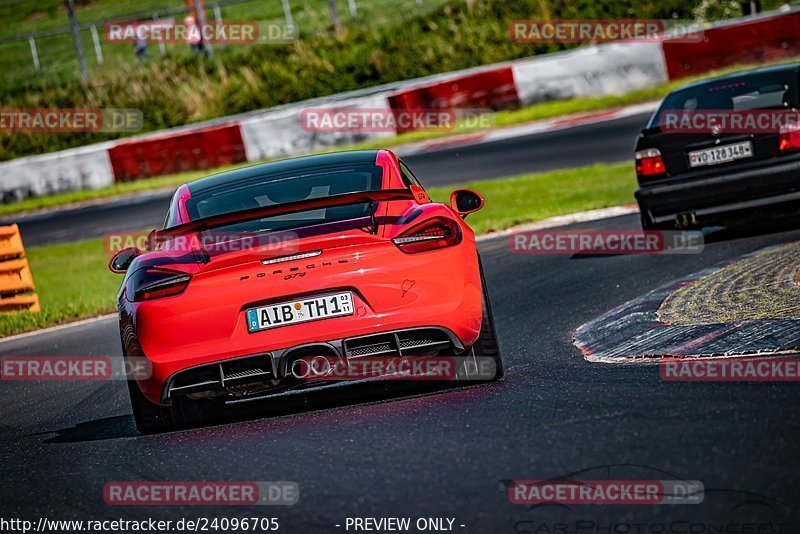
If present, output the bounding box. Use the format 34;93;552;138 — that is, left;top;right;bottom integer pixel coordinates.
392;217;462;254
128;268;192;302
779;123;800;153
635;148;667;179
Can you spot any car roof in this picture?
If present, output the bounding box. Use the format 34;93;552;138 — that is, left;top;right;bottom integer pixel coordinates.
669;62;800;95
186;150;382;194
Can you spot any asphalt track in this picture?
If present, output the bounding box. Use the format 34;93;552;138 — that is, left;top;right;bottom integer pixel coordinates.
2;213;800;530
4;111;650;247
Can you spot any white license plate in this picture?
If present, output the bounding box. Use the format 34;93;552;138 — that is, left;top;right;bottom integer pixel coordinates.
688;141;753;168
246;292;354;332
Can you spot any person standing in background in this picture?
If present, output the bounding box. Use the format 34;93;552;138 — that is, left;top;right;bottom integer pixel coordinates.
184;15;204;55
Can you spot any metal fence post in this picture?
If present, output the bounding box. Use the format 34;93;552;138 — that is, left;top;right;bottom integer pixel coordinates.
28;36;40;71
281;0;295;32
64;0;89;82
154;13;167;55
194;0;213;56
90;24;103;64
328;0;341;33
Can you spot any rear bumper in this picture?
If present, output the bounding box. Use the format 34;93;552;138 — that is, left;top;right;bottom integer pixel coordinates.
159;326;465;403
635;156;800;225
125;239;483;404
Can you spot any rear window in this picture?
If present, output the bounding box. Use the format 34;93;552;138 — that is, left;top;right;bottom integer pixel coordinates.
650;69;799;127
184;164;383;234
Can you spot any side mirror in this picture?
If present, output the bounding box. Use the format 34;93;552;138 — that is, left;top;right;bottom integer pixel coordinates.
145;228;159;252
109;247;139;274
450;188;484;218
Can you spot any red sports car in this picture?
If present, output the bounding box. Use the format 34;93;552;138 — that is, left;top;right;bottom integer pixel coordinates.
109;149;503;433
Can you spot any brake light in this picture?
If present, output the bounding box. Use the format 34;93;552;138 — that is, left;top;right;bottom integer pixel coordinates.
128;268;192;302
635;148;666;178
779;123;800;153
392;217;462;254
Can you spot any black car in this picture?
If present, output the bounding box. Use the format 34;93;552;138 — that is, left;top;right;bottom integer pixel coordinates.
635;63;800;230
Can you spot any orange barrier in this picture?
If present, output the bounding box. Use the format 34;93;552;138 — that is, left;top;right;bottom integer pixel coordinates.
0;225;39;313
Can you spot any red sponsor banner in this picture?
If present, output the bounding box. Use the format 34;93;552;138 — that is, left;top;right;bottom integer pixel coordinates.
509;230;704;255
508;480;704;505
104;20;259;44
660;358;800;382
660;110;800;134
509;19;703;43
0;356;151;381
0;108;142;133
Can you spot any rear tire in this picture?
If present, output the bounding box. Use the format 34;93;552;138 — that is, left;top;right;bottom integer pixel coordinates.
126;378;182;434
463;260;504;382
127;376;217;434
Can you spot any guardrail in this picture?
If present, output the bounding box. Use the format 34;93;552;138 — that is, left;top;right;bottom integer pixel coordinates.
0;225;40;313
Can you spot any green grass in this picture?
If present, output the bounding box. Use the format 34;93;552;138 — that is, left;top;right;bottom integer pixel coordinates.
4;55;797;218
0;0;449;92
0;239;122;336
0;160;635;338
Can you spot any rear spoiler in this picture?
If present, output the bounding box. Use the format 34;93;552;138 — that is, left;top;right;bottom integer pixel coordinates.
158;188;416;240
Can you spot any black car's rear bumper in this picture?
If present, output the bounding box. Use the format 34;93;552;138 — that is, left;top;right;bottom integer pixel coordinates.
635;155;800;226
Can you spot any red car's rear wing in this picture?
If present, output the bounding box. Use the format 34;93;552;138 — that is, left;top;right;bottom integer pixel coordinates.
158;188;416;240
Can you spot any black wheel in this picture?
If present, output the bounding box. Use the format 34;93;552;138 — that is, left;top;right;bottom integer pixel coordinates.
461;258;503;382
126;377;183;434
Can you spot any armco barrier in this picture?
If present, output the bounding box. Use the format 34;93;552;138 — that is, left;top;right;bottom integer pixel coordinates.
388;66;519;132
239;94;396;162
662;10;800;80
1;8;799;198
0;225;39;313
511;41;668;106
108;123;246;181
0;143;115;204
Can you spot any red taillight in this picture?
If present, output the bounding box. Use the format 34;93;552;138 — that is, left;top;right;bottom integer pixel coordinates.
128;268;192;302
779;123;800;153
392;217;462;254
635;148;666;178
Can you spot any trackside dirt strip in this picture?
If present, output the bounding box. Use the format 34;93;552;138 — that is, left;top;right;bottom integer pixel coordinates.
573;244;800;363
